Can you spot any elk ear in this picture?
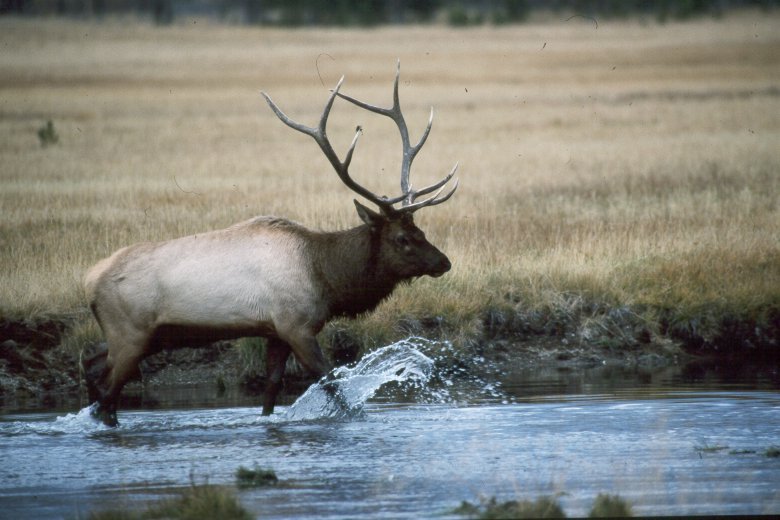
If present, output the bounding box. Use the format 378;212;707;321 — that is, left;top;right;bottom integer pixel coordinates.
354;200;384;230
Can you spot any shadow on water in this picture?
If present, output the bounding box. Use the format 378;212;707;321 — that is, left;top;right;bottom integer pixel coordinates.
1;337;779;518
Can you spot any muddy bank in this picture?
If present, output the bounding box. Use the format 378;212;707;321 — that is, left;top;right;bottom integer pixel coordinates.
0;320;78;404
1;305;777;410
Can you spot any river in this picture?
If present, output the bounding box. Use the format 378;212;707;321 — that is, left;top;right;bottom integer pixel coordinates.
1;338;778;518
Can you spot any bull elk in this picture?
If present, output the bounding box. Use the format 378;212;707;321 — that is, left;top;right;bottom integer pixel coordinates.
82;62;458;426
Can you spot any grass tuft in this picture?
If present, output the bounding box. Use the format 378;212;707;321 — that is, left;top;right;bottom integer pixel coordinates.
37;120;59;147
143;484;251;519
453;493;634;518
235;465;278;488
695;444;730;454
86;484;251;520
588;493;633;517
453;496;566;519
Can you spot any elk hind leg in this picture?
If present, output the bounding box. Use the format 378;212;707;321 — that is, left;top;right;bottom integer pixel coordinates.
262;337;291;416
94;335;148;426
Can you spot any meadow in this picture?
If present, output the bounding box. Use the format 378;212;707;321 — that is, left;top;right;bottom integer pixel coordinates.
1;12;778;357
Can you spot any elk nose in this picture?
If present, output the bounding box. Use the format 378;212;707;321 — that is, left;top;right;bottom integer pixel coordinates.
431;256;451;277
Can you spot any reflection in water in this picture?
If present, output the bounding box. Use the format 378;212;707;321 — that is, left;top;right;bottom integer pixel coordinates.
0;338;778;518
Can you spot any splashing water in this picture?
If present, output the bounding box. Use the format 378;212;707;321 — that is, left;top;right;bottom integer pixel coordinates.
283;336;509;421
2;403;110;437
284;337;435;421
2;337;505;433
414;339;509;405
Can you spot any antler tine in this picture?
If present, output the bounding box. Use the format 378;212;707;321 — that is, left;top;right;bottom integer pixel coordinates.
409;161;456;200
261;78;392;211
261;76;344;137
403;164;459;213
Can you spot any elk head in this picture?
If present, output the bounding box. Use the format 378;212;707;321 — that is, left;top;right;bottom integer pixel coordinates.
261;61;458;282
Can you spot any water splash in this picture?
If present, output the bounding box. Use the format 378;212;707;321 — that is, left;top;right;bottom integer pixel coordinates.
1;403;110;437
1;337;507;432
284;337;434;421
283;336;508;421
413;340;509;405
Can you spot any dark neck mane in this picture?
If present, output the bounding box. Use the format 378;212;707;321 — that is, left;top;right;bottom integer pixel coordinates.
312;225;400;319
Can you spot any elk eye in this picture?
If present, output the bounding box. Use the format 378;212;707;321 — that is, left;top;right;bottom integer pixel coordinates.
395;234;410;248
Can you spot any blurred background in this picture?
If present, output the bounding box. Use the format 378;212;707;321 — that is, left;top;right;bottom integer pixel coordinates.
3;0;779;26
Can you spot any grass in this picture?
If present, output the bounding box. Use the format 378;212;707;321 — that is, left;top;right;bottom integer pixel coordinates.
453;493;633;518
589;494;633;517
699;444;780;458
453;496;566;519
235;465;278;488
87;483;252;520
695;443;730;454
1;13;778;356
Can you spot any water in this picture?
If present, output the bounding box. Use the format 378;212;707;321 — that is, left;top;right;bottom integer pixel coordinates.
285;338;435;421
1;338;779;518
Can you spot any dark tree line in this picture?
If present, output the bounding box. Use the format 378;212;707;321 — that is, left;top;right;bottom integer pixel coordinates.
2;0;777;25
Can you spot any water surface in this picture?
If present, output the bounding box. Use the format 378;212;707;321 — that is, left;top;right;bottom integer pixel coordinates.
1;339;778;518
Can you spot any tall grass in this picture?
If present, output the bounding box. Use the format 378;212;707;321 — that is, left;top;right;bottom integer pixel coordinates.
1;14;778;349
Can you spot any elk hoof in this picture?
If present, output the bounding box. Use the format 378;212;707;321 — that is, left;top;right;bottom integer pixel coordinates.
321;378;351;411
91;405;118;427
320;372;340;396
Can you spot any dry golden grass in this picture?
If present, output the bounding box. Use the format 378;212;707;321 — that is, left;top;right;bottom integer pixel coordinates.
1;13;778;347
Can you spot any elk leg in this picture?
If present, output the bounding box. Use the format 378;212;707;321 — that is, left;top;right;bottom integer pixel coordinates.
94;339;145;427
282;332;351;411
81;342;109;405
282;332;332;377
81;343;118;426
262;337;291;416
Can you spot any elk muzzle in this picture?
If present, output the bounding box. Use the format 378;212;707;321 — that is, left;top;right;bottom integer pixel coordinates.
427;249;452;278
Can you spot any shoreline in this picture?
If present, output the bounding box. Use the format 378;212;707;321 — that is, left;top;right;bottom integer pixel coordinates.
1;304;776;411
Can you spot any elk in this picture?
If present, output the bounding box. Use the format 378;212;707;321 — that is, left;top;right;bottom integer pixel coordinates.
82;63;458;426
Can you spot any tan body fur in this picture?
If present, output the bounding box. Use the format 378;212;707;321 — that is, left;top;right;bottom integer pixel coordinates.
86;217;326;349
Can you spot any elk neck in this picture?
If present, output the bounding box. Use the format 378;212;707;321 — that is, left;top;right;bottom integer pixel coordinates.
311;223;402;319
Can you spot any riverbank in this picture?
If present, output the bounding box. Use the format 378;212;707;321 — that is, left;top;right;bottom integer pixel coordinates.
1;301;776;411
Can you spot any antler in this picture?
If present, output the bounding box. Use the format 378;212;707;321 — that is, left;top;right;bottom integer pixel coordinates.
261;62;458;215
261;77;395;213
335;60;458;213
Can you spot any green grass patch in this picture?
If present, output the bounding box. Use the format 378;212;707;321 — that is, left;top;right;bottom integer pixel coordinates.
695;444;730;454
589;493;633;517
235;465;278;488
452;493;633;518
453;496;566;519
87;484;252;520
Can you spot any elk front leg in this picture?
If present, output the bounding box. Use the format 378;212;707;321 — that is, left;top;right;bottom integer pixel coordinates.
282;330;332;378
81;342;109;405
282;330;350;411
262;337;291;416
